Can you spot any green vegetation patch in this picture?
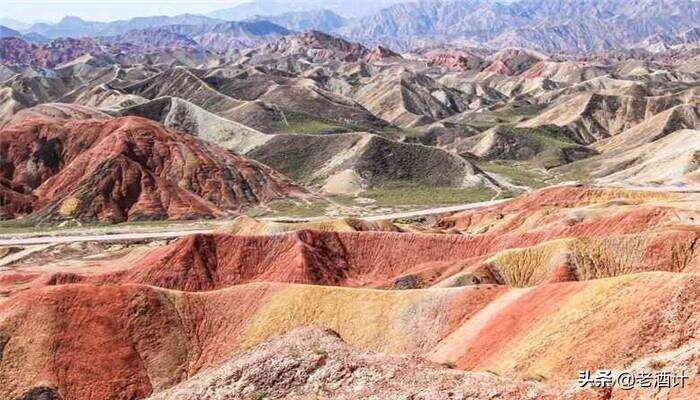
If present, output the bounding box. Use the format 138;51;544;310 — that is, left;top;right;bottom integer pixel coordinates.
474;125;596;169
247;199;333;219
274;110;365;135
476;161;551;188
362;185;498;207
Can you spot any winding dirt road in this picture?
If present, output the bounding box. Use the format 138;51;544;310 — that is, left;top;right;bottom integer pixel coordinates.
0;199;508;247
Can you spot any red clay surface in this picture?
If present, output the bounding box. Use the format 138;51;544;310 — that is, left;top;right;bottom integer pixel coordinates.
0;115;308;223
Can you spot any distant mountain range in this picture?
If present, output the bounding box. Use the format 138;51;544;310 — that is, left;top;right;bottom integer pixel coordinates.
248;10;347;33
0;24;47;45
105;21;293;54
339;0;700;52
0;17;31;31
22;14;225;39
0;19;293;68
2;0;699;54
8;8;347;41
0;25;21;39
207;0;408;19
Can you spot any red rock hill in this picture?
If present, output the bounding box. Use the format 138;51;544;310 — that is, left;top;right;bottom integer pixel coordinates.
0;115;308;223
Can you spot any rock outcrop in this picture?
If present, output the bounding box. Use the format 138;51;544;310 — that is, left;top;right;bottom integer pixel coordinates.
1;274;697;400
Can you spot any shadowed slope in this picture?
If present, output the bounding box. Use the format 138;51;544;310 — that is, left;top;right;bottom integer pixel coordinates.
247;132;502;194
519;92;697;144
118;96;271;154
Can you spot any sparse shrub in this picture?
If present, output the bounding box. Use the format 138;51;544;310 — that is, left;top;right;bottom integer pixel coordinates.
312;347;327;356
59;197;80;217
248;392;265;400
524;373;547;382
393;275;423;289
648;359;666;370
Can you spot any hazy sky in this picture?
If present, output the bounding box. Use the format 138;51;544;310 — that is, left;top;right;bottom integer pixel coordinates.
0;0;252;23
